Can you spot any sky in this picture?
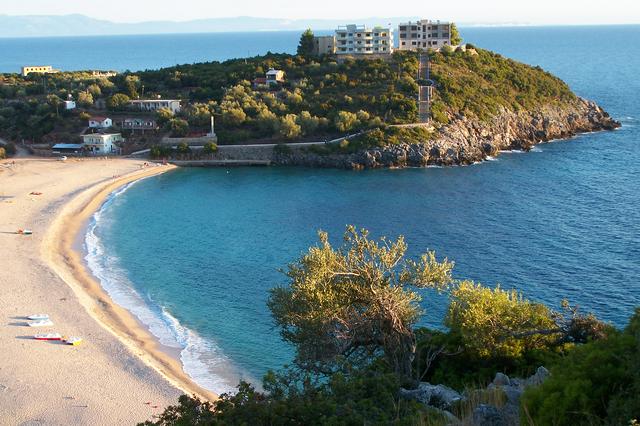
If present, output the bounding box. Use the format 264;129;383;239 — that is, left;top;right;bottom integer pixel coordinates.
2;0;640;25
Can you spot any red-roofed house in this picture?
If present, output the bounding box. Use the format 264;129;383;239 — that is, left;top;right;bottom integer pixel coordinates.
88;116;113;129
252;77;268;88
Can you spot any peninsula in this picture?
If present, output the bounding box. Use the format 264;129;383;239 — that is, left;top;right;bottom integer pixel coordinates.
0;29;619;168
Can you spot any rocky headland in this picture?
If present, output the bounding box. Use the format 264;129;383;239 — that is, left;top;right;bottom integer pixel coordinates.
273;97;620;169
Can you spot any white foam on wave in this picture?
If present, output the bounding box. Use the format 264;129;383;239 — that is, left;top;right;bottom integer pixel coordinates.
85;181;242;395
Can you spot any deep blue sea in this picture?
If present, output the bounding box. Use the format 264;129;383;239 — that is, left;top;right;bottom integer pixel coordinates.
38;25;636;394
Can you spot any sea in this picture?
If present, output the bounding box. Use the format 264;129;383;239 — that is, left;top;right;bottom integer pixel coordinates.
5;26;638;394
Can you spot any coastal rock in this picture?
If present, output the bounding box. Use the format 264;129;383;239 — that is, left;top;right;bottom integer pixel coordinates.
399;383;462;411
481;367;552;426
526;366;550;387
274;97;620;169
492;372;511;387
473;404;508;426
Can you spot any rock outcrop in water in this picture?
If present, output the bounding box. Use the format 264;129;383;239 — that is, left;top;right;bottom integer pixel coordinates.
274;97;620;169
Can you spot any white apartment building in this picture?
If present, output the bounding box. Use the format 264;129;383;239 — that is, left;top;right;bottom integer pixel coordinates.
335;25;393;55
82;133;123;154
398;20;452;50
129;99;182;113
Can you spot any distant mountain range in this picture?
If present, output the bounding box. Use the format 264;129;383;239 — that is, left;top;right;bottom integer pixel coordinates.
0;14;443;38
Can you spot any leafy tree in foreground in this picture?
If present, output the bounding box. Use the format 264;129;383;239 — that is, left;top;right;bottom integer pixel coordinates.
297;29;315;57
268;226;454;379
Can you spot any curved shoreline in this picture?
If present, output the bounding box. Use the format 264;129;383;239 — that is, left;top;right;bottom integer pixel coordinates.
42;162;219;402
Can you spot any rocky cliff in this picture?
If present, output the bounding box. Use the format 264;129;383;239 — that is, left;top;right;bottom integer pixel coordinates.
274;97;620;169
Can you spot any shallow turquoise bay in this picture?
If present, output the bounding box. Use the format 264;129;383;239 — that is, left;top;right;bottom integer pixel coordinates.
83;26;639;393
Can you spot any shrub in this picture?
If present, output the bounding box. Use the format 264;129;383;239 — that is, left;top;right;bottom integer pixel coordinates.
522;308;640;425
149;145;172;158
202;142;218;154
168;118;189;137
4;142;17;156
445;281;557;359
176;142;190;154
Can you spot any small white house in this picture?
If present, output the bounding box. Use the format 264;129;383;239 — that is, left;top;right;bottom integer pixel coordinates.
88;116;113;129
266;69;285;85
82;133;123;154
63;100;76;110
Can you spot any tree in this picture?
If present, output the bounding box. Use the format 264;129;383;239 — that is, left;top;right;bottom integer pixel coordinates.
46;94;62;117
297;28;315;57
87;84;102;97
450;23;462;46
169;118;189;137
297;111;320;135
277;114;302;139
220;106;246;127
268;226;454;378
77;91;94;107
334;111;360;132
107;93;130;111
155;107;174;126
124;75;141;98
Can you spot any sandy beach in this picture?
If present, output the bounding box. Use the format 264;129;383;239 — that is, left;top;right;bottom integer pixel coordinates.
0;157;215;425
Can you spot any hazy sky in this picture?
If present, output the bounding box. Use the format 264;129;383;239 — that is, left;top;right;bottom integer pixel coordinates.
4;0;640;25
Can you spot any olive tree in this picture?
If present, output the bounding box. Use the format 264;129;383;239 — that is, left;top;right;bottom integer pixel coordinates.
268;226;454;378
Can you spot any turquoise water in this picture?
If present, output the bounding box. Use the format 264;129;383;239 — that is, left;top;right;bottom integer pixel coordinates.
84;26;640;394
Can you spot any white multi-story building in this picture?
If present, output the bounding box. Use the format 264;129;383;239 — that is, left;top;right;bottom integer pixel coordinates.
21;65;58;77
313;35;336;55
335;25;393;55
82;133;123;154
398;20;452;51
129;99;182;113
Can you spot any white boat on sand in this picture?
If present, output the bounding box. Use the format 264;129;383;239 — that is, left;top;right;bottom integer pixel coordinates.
34;333;62;341
28;314;50;321
28;319;53;327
